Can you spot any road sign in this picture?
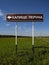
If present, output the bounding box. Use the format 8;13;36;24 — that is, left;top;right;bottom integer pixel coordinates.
6;13;44;56
6;13;44;65
6;14;43;22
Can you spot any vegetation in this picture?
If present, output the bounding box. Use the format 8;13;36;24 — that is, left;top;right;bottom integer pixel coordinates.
0;36;49;65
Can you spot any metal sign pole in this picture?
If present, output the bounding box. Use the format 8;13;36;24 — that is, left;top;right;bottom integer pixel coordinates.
32;22;34;46
15;22;18;54
32;22;34;51
32;22;35;64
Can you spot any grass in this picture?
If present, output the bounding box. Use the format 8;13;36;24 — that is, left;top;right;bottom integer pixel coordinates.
17;37;32;50
34;37;49;46
0;36;49;65
0;37;16;64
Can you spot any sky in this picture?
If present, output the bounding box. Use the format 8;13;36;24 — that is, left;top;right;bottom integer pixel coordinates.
0;0;49;36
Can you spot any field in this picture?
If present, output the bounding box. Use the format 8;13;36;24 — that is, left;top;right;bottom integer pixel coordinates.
0;36;49;65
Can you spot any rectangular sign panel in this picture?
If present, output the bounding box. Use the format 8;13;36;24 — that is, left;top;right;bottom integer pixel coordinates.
6;14;43;22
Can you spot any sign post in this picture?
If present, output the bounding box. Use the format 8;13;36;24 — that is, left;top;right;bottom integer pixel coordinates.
15;23;18;54
6;14;43;64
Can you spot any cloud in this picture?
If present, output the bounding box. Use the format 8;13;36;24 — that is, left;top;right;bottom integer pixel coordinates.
0;10;4;16
0;9;5;21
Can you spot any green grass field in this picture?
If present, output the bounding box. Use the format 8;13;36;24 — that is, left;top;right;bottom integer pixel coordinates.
0;36;49;65
17;37;32;50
